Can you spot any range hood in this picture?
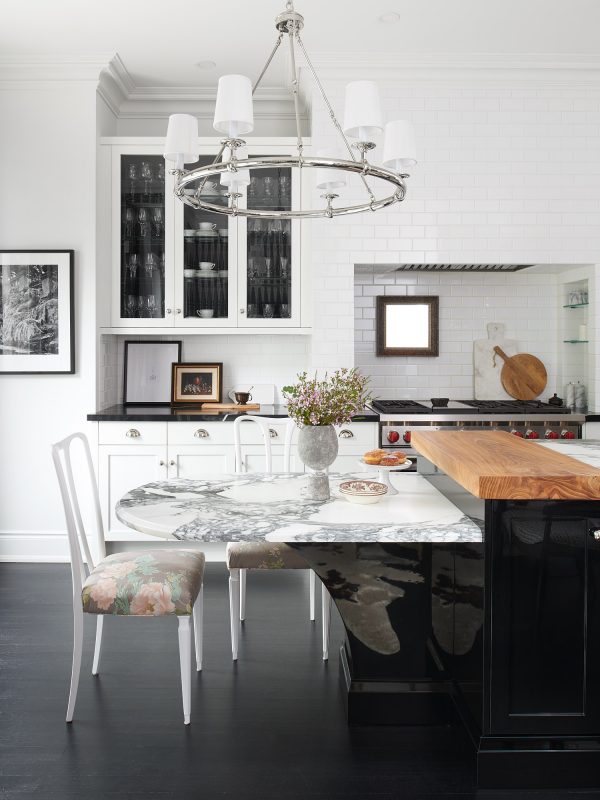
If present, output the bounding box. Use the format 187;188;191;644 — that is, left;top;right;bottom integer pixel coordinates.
355;263;534;274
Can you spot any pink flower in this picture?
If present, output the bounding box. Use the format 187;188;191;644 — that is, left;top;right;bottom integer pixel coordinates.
130;582;176;616
89;577;118;611
100;560;138;579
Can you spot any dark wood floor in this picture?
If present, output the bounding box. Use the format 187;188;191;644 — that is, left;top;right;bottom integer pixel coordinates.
1;563;599;800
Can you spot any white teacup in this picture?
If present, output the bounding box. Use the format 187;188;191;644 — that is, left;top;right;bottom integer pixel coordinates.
197;309;214;319
198;222;216;231
199;262;215;271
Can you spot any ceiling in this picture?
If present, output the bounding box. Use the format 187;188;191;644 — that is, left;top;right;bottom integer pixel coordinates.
2;0;600;90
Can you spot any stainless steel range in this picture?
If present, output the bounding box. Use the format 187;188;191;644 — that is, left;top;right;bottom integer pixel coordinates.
371;399;584;456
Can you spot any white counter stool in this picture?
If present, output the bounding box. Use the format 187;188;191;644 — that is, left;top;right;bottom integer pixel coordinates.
52;432;205;725
228;415;332;660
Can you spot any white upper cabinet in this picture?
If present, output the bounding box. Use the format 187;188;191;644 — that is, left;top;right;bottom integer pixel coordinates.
106;139;309;332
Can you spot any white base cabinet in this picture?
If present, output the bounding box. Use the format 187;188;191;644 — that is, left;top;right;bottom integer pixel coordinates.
94;420;378;541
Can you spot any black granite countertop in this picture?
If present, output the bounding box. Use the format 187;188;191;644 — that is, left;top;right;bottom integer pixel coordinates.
585;413;600;422
87;404;379;423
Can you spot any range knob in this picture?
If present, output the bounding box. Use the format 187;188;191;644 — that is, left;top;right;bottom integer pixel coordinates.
545;429;559;440
403;431;411;444
387;430;400;444
510;429;524;438
560;429;576;439
525;429;540;440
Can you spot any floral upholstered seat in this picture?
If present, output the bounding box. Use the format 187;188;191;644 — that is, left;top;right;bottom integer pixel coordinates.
226;542;308;570
82;549;205;616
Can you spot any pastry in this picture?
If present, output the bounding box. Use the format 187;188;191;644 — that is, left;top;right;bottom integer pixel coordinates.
380;454;401;467
363;450;383;465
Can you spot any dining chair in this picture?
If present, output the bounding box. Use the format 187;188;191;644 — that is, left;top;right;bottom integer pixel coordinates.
52;432;205;725
228;415;332;661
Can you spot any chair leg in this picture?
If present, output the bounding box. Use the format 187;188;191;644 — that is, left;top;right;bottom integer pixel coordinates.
309;570;316;622
193;586;203;672
322;582;332;661
229;569;240;660
66;605;84;722
178;616;192;725
91;616;104;676
239;568;247;622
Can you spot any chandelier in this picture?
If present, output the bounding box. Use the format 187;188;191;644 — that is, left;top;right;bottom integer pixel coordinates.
163;2;417;219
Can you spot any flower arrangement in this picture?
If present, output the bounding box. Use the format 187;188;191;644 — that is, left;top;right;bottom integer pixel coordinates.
282;368;371;427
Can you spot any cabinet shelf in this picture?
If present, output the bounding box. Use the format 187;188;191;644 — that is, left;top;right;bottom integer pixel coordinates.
562;302;589;309
563;339;589;344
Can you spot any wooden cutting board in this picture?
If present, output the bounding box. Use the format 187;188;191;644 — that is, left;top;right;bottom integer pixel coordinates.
493;346;547;400
473;322;517;399
201;402;261;411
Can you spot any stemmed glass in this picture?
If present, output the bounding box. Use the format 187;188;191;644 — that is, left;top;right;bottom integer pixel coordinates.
263;304;275;319
124;207;134;238
128;163;137;201
279;174;290;203
145;252;156;277
263;176;273;204
152;208;163;238
126;295;137;318
147;295;157;317
127;254;138;279
264;257;272;278
157;162;165;182
140;161;153;199
280;257;288;279
247;258;257;280
138;208;148;237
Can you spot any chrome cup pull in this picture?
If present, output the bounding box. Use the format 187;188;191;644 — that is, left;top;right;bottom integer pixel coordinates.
338;429;354;439
194;428;209;439
126;428;141;439
169;460;176;466
269;429;278;439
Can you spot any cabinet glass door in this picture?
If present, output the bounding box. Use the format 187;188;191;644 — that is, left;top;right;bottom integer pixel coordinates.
245;164;294;323
119;155;166;321
177;155;234;325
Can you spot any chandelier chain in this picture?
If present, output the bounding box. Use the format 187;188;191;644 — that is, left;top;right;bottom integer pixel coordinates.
294;31;376;203
287;25;304;158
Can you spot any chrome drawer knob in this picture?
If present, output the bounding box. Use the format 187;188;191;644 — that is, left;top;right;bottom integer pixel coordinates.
591;529;600;541
194;428;209;439
269;429;278;438
159;460;166;466
338;429;354;439
125;429;141;438
169;460;176;466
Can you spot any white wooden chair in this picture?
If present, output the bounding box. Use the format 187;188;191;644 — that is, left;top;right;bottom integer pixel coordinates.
52;432;205;725
228;415;332;661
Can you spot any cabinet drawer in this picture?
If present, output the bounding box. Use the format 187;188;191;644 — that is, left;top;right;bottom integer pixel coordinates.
167;421;289;446
334;423;378;452
99;422;167;445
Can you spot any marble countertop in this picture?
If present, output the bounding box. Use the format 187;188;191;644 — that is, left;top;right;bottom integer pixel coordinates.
88;404;379;423
116;471;482;544
536;439;600;467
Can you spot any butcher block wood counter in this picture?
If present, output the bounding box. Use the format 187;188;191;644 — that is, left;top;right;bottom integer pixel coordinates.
411;429;600;500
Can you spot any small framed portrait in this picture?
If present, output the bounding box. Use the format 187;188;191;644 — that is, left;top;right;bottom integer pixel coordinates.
123;340;182;406
0;250;74;374
171;362;223;406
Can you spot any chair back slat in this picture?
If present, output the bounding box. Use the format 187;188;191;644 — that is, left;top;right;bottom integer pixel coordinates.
52;432;106;598
233;416;296;474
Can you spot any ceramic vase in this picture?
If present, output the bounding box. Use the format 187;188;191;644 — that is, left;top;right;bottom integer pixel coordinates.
297;424;339;500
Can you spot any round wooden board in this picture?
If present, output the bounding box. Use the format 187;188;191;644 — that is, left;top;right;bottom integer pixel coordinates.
493;347;547;400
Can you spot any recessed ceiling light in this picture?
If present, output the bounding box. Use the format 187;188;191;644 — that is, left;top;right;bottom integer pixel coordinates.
196;60;216;70
379;11;400;23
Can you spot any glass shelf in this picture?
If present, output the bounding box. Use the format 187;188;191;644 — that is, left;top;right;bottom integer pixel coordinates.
563;339;589;344
562;303;589;309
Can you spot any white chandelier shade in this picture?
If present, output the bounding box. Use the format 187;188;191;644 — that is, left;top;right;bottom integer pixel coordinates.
164;114;199;168
382;120;417;171
220;145;251;191
213;74;254;137
342;81;384;140
315;149;347;191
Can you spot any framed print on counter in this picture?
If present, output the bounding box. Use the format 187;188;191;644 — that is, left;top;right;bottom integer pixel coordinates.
123;340;182;406
0;250;74;373
171;362;223;406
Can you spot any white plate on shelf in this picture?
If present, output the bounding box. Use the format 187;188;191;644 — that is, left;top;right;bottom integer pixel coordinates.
357;457;413;496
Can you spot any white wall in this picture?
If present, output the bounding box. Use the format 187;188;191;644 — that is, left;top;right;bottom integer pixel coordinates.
0;79;99;560
354;269;559;400
307;68;600;398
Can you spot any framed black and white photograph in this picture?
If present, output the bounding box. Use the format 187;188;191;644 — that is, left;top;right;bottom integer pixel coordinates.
171;362;223;406
0;250;74;374
123;340;182;406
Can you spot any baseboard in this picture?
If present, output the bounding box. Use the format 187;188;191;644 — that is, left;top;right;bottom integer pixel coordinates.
0;531;227;563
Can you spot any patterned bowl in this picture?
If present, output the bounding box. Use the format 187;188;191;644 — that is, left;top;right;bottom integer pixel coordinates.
338;480;388;505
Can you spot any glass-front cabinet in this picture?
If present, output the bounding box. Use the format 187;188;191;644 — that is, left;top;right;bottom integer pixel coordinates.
110;142;303;329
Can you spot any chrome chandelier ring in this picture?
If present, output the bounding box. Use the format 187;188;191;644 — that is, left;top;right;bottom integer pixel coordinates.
174;156;408;219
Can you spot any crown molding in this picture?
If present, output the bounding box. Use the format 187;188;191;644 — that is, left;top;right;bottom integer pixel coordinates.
0;52;114;84
302;51;600;86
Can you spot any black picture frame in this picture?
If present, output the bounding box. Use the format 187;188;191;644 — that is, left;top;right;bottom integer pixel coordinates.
0;250;75;374
376;295;439;357
123;340;182;406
